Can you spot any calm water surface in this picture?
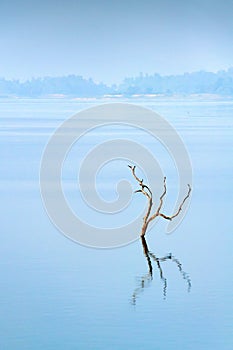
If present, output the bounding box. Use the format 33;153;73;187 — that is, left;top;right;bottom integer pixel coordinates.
0;97;232;349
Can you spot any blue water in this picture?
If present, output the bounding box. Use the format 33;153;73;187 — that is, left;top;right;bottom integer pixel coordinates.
0;97;232;349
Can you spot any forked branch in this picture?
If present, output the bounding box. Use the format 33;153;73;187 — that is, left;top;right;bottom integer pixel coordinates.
128;165;191;236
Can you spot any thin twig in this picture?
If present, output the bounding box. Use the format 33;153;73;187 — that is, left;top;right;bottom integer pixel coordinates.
128;165;152;196
128;165;153;235
160;184;191;220
157;176;167;213
147;176;167;224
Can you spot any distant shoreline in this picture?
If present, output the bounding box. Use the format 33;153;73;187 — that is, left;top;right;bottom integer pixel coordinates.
0;93;232;100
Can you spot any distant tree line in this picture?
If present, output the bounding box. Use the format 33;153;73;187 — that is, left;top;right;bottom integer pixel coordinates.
0;68;233;97
118;68;233;96
0;75;111;97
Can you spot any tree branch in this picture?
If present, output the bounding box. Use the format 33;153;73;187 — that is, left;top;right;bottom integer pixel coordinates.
159;184;191;220
128;165;153;235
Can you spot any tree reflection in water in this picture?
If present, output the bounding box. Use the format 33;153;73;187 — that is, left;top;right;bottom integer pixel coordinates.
131;236;191;305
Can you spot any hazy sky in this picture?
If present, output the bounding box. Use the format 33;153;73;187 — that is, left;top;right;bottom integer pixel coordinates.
1;0;233;84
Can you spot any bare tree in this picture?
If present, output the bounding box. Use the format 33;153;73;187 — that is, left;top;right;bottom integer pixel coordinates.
128;165;191;237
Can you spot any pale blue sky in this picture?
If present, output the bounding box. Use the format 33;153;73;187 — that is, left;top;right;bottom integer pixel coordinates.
0;0;233;84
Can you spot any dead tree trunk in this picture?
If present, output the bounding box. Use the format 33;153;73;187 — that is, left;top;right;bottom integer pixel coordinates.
128;165;191;237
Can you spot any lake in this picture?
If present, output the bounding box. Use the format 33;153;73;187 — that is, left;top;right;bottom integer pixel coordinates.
0;96;232;349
